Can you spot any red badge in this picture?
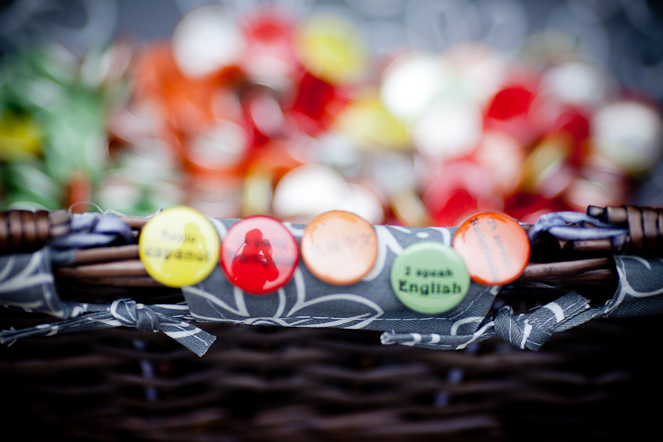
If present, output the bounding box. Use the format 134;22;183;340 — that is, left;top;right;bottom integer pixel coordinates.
220;216;299;294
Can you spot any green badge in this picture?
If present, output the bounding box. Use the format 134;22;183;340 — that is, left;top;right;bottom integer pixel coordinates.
390;242;470;314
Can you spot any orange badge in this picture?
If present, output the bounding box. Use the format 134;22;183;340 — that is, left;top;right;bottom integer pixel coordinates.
301;210;378;285
453;212;530;285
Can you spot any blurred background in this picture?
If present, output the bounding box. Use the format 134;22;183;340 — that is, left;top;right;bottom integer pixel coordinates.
1;0;663;227
2;3;663;441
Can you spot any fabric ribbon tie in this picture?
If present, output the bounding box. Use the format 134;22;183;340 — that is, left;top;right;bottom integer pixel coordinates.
48;213;133;250
1;299;216;357
491;294;593;350
527;211;628;243
111;299;161;331
380;292;600;351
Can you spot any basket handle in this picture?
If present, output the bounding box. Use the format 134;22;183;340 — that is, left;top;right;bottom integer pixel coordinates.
587;205;663;256
0;210;70;254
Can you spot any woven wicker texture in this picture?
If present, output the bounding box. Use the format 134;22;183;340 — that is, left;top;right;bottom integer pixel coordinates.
2;206;663;441
1;307;661;442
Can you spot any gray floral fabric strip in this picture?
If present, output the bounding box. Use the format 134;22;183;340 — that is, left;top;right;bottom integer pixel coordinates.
606;255;663;317
381;255;663;350
381;292;600;350
0;249;215;356
0;299;216;357
2;211;663;356
0;249;71;318
380;212;663;351
183;219;498;338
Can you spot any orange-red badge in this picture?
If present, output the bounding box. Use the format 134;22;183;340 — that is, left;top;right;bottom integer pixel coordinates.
301;210;378;285
453;212;530;285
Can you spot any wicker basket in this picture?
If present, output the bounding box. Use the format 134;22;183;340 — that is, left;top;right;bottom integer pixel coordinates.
1;206;662;442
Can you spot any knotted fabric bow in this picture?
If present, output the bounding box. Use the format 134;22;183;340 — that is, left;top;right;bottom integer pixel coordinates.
381;292;599;350
1;299;216;357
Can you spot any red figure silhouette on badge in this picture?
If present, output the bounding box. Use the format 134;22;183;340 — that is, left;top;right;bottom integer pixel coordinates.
221;216;299;294
230;229;280;294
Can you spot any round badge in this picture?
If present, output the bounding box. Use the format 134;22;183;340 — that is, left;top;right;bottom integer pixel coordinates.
301;210;378;285
453;212;530;285
390;242;470;314
220;216;298;295
139;206;220;287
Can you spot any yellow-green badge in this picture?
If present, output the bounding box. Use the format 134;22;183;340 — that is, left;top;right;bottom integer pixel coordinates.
390;242;470;314
139;206;220;287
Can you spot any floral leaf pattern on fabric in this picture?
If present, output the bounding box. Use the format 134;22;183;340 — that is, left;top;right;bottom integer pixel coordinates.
1;299;216;356
606;256;663;317
183;219;497;337
0;249;67;317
